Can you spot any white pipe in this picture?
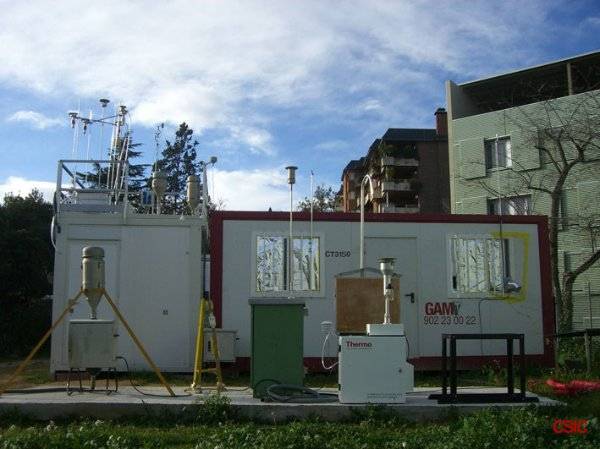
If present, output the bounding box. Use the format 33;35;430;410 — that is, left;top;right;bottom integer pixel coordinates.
289;183;294;295
359;174;374;269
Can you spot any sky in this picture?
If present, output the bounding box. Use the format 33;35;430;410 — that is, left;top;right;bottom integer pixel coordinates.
0;0;599;210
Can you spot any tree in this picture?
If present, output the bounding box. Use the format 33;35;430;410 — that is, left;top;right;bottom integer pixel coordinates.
154;123;200;214
0;189;53;304
470;91;600;330
75;131;147;209
0;190;54;356
297;184;339;212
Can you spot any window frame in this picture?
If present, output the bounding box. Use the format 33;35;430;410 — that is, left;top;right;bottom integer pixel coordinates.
487;195;531;216
447;234;511;298
251;231;325;298
484;135;513;171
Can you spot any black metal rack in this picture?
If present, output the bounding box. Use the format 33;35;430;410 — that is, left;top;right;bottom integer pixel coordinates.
429;333;539;404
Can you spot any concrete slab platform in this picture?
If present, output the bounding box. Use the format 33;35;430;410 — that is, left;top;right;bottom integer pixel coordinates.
0;386;561;422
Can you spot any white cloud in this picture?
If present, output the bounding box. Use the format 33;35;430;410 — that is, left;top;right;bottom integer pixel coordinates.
314;140;351;152
0;176;55;201
0;1;548;151
583;16;600;27
359;99;383;112
6;110;63;129
209;167;291;211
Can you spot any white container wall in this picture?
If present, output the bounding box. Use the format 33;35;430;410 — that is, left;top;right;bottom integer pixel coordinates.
210;212;554;370
50;212;204;373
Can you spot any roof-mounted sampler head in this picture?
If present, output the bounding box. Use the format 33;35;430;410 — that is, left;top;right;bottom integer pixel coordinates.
187;175;200;211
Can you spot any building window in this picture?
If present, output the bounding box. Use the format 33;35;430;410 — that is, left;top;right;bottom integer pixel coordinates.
256;236;320;292
487;195;531;215
485;137;512;170
450;237;511;295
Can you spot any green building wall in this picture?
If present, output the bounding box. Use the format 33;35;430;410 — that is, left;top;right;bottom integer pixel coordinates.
449;89;600;330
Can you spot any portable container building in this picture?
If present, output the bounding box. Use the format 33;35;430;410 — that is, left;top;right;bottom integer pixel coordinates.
210;211;554;370
50;212;204;373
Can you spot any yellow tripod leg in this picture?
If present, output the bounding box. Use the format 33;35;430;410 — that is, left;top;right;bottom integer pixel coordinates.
190;298;207;391
102;290;175;397
0;290;83;396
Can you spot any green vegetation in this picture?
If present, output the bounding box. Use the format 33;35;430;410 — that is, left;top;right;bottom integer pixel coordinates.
154;122;201;215
1;400;599;449
297;184;339;212
0;190;53;358
2;360;600;448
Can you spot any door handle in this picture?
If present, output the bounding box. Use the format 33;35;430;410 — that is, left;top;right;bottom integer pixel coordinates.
405;292;415;303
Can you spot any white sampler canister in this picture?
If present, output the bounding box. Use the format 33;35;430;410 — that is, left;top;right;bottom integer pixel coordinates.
82;246;105;319
186;174;200;210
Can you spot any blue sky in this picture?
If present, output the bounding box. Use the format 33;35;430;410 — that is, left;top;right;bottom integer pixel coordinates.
0;0;599;210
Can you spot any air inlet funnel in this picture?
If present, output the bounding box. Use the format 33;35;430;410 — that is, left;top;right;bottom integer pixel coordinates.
379;257;395;325
81;247;105;319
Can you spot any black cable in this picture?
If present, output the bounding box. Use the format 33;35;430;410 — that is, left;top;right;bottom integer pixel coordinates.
253;378;282;391
265;383;338;403
4;387;70;394
116;356;190;398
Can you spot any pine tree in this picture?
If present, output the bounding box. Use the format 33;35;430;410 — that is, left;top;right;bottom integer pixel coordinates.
155;123;200;214
75;131;147;204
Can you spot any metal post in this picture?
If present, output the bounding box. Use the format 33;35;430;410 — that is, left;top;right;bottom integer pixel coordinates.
450;336;457;400
442;335;448;396
584;330;592;374
588;281;593;329
289;182;293;294
285;166;297;296
507;337;514;395
55;161;63;216
567;62;574;96
191;298;207;391
519;335;526;399
359;174;373;270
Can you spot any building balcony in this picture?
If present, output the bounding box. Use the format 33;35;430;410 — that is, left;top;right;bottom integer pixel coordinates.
381;156;419;167
381;205;420;213
381;180;412;192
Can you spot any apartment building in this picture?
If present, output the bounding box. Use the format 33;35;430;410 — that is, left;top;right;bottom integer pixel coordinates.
446;51;600;329
340;108;449;214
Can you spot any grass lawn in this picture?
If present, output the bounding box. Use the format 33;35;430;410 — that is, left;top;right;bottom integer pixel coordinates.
1;358;600;448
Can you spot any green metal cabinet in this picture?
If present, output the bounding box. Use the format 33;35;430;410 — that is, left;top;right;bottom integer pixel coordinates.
249;299;305;398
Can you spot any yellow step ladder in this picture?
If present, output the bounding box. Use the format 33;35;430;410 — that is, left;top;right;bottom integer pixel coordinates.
191;298;225;392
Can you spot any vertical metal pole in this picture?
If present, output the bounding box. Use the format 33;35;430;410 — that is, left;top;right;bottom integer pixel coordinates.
191;298;207;391
359;175;372;270
566;62;574;96
450;336;457;400
584;330;592;374
56;161;63;216
507;337;514;395
289;183;293;295
360;181;365;270
588;281;593;329
442;335;448;396
310;171;314;289
519;335;526;399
